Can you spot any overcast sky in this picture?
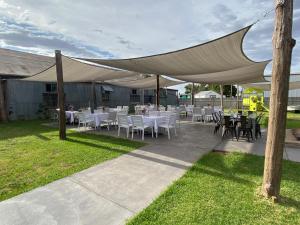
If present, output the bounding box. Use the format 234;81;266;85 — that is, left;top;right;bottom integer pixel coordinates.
0;0;299;93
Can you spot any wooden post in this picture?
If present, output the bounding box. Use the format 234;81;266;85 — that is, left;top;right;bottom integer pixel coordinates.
237;85;240;110
55;50;66;140
156;75;160;109
220;85;224;111
191;83;195;105
0;79;8;122
91;81;96;113
262;0;295;199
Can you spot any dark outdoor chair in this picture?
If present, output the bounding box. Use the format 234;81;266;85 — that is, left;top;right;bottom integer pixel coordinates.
237;116;253;142
255;113;264;138
221;115;236;140
212;112;221;134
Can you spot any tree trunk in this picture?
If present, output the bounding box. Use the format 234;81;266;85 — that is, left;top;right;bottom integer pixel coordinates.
0;80;8;122
220;85;224;111
55;50;66;140
191;83;195;105
262;0;295;199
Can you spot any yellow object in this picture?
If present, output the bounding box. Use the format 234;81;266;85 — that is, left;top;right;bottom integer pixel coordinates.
242;88;265;111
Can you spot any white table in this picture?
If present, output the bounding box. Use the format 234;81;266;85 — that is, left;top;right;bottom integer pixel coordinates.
143;116;167;135
65;111;78;123
91;112;109;127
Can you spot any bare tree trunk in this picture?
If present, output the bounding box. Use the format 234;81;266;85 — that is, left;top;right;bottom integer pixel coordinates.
262;0;295;199
191;83;195;105
55;50;66;140
0;80;8;122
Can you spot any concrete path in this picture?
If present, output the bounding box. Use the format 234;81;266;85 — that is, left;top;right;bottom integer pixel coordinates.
214;129;300;163
0;122;219;225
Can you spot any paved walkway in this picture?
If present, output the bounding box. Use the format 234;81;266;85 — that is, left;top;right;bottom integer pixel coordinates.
0;122;220;225
214;129;300;163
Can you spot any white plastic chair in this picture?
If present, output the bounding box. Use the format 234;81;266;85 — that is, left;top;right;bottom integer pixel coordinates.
102;111;117;130
158;114;177;139
78;112;95;130
131;115;153;140
204;108;213;122
117;115;131;138
179;105;187;117
192;107;203;122
149;111;160;117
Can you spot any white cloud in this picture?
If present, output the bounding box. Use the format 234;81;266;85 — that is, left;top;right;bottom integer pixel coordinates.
0;0;299;93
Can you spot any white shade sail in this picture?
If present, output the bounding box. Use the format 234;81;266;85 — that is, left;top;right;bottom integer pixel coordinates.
83;25;269;84
171;61;269;84
242;80;300;91
0;48;54;78
24;55;139;82
106;75;183;89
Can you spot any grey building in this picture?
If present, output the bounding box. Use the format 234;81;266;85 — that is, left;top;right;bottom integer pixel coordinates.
0;48;178;120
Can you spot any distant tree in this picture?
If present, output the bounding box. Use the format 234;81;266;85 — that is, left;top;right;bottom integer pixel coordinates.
224;85;237;97
184;83;206;94
185;83;237;97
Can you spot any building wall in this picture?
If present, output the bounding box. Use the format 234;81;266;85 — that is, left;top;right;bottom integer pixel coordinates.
5;80;178;120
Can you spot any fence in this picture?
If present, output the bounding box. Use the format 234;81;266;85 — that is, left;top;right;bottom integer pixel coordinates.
179;97;300;110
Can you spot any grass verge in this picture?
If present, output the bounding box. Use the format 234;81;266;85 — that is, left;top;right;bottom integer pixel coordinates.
0;120;144;201
128;152;300;225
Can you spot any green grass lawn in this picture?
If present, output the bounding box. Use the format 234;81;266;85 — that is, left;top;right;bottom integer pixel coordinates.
260;112;300;129
128;152;300;225
0;120;144;201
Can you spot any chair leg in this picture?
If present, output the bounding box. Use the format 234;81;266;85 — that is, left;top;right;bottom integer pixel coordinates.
167;128;170;140
132;128;134;139
118;127;120;136
151;127;154;138
142;129;144;140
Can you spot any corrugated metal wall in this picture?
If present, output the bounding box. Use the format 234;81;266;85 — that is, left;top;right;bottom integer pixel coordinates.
5;80;178;120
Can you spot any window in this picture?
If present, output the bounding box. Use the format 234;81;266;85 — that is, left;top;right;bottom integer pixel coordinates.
45;83;57;92
132;89;137;95
102;91;110;102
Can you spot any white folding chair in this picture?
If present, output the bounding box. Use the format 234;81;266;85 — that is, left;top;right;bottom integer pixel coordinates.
158;114;177;139
149;111;160;117
192;107;203;122
117;115;131;138
102;111;117;130
204;108;213;122
131;115;153;140
78;112;95;130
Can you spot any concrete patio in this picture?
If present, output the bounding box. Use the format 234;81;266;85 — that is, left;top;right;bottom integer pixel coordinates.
0;122;220;225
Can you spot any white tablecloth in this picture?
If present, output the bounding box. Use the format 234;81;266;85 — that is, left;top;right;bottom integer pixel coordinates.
65;111;78;123
91;112;109;127
143;116;167;133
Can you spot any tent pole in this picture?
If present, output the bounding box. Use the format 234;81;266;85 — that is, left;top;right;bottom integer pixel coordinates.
156;75;160;109
262;0;295;199
220;84;224;111
237;84;239;111
55;50;66;140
